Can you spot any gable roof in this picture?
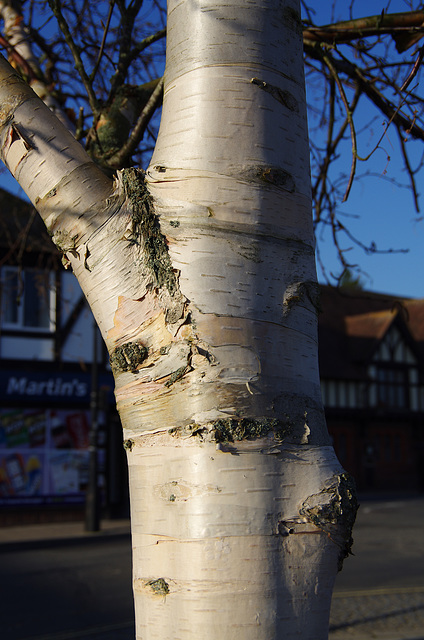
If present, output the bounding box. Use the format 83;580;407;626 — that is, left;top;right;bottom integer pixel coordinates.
345;309;395;340
345;309;398;365
318;285;424;379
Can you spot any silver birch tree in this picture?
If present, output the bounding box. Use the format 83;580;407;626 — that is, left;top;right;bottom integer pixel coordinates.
0;0;358;638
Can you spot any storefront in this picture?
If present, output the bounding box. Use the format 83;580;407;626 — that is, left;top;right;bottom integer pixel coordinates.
0;368;122;516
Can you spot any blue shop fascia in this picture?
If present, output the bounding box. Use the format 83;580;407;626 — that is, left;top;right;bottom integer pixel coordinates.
0;365;115;508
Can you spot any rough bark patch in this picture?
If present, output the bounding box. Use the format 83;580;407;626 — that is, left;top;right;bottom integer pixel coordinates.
236;164;296;192
282;5;303;36
251;77;299;112
122;167;178;294
300;473;359;570
283;281;321;316
110;341;148;373
121;167;186;325
168;416;293;444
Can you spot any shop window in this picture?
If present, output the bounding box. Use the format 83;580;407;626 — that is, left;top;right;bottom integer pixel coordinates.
376;367;408;409
1;267;55;331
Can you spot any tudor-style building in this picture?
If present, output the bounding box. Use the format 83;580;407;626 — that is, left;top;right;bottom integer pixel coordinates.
0;188;127;523
319;286;424;493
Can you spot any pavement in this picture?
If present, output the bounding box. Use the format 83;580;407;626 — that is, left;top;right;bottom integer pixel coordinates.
330;587;424;640
0;499;423;640
0;518;131;550
329;495;424;640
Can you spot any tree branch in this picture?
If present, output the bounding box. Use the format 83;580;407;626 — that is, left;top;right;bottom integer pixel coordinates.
303;10;424;51
89;0;115;83
320;49;358;202
305;42;424;142
47;0;99;115
107;77;164;169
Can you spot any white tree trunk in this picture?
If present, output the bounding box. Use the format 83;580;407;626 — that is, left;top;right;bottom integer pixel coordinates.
0;0;75;131
0;0;357;638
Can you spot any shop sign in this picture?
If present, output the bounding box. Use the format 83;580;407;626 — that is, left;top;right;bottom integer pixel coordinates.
0;371;90;402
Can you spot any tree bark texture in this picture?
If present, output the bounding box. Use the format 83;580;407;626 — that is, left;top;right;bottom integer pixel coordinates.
0;0;75;130
0;1;357;638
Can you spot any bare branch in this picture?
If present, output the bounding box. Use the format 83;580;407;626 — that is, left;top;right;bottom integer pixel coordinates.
305;42;424;142
89;0;116;83
47;0;100;115
303;10;424;50
400;44;424;90
320;48;358;202
397;127;420;212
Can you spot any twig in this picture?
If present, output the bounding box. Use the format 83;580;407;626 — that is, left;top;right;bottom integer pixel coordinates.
312;77;335;222
397;128;420;213
356;91;410;163
89;0;115;83
47;0;99;115
321;48;357;202
400;44;424;91
305;42;424;142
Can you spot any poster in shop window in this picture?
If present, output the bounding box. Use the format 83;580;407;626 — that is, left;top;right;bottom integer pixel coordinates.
0;408;94;505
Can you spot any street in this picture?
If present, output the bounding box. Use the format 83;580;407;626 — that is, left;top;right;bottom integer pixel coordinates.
0;497;423;639
0;535;134;640
330;496;424;639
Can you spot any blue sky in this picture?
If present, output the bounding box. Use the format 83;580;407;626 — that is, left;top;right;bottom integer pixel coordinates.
1;0;424;299
311;104;424;298
308;0;424;298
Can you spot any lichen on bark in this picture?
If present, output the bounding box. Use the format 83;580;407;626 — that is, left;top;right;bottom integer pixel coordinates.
169;416;293;444
121;167;178;294
212;416;293;443
121;167;187;325
110;341;148;373
300;472;359;570
146;578;170;596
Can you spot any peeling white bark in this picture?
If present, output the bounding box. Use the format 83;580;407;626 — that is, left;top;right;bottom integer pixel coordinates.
129;439;343;640
117;2;355;638
0;1;76;131
0;1;356;638
114;0;325;441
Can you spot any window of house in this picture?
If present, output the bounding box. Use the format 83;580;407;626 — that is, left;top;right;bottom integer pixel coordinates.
1;267;55;331
376;366;408;409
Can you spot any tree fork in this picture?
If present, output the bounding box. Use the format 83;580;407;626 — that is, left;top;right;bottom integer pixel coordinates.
0;1;358;638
